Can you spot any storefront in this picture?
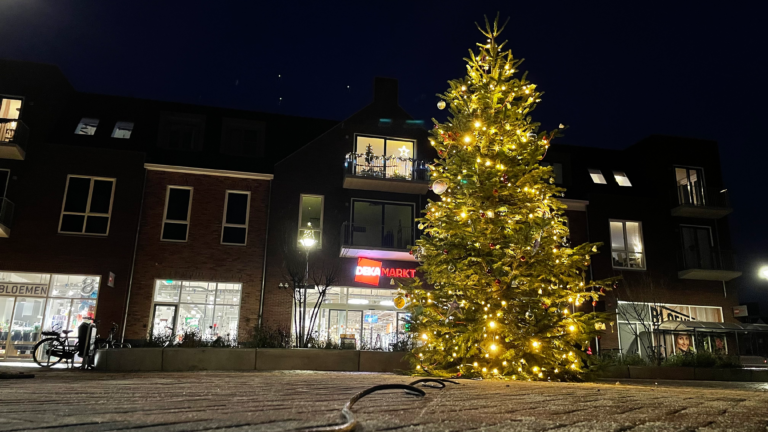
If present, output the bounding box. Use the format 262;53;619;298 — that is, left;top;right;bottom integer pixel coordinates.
150;279;242;342
296;257;419;350
616;301;725;358
0;271;100;361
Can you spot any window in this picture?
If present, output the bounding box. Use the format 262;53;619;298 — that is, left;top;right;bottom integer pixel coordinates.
541;162;563;184
162;186;193;242
59;176;115;235
675;167;705;206
298;195;323;247
221;191;250;245
0;98;21;119
680;225;715;270
158;112;205;151
610;220;645;269
350;199;414;249
152;280;242;341
111;121;134;139
353;135;416;179
74;118;99;135
588;168;607;184
613;171;632;187
220;118;265;157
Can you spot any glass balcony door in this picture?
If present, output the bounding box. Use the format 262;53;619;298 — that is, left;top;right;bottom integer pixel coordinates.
676;167;705;206
351;200;413;249
681;225;715;269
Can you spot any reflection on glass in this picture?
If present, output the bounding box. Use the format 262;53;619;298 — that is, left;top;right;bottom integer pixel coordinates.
213;305;239;339
152;305;176;338
178;304;214;337
154;281;181;302
181;281;216;304
0;297;14;356
70;300;96;331
51;275;100;299
215;283;241;305
8;297;45;359
44;298;71;332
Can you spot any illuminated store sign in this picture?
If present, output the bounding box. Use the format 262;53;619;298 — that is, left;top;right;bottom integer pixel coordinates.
354;257;416;286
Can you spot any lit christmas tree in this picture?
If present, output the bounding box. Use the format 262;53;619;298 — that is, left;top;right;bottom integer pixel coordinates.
402;15;615;380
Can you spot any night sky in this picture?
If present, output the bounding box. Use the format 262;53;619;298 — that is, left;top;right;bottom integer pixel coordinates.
1;1;766;309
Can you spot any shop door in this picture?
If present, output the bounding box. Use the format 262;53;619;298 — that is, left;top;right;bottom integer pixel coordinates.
7;297;45;359
0;297;15;359
152;305;177;339
363;310;397;350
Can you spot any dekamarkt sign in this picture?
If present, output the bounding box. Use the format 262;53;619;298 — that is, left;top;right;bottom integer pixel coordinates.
0;283;49;297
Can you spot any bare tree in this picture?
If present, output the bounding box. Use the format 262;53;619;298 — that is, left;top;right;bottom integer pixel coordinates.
278;228;341;348
614;273;669;365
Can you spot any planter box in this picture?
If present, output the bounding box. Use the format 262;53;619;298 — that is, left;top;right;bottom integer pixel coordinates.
694;368;752;382
162;348;256;371
95;348;163;372
257;348;359;371
628;366;695;380
751;370;768;382
359;351;411;372
595;366;630;379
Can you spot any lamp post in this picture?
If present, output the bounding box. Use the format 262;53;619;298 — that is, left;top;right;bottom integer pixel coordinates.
295;229;316;347
759;266;768;280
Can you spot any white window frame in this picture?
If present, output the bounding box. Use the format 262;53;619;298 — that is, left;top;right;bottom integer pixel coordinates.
220;190;251;246
588;168;607;184
298;194;324;248
609;219;646;270
161;186;193;243
58;175;116;236
613;171;632;187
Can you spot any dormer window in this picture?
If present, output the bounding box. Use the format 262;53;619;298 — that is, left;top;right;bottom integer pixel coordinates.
111;121;134;139
75;118;99;135
613;171;632;187
588;168;607;184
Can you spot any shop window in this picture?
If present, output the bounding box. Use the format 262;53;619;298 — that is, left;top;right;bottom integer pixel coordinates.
298;194;323;247
158;112;205;151
151;280;242;341
74;118;99;135
50;274;100;299
59;176;115;236
161;186;193;242
588;168;607;184
221;191;250;246
610;220;645;269
111;121;134;139
220;118;265;157
613;171;632;187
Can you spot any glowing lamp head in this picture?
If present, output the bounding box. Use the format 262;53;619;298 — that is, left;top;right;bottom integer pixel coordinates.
760;266;768;280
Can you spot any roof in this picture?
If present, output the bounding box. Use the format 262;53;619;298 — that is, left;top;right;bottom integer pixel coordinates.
658;321;768;332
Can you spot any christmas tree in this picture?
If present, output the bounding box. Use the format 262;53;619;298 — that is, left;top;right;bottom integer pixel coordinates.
401;15;615;381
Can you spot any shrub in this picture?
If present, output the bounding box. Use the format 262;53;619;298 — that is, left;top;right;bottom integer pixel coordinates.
245;325;293;349
662;351;742;368
592;351;648;367
390;334;417;352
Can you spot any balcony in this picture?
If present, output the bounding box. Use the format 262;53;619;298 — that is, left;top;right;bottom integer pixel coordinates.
343;153;430;194
340;222;416;261
0;198;14;237
0;118;28;160
671;186;732;219
677;249;741;281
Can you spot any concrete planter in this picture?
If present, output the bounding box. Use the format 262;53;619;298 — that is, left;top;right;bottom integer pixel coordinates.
694;368;753;382
257;348;359;371
751;370;768;382
359;351;411;372
162;348;256;371
628;366;695;380
595;366;630;379
95;348;163;372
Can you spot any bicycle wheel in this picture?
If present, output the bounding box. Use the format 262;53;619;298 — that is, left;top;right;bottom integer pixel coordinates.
33;338;64;368
113;342;131;349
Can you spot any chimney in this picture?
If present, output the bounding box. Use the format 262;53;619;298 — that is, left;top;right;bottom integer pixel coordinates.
373;77;398;106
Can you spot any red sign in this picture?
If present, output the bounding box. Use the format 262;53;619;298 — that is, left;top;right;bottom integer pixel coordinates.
354;258;416;286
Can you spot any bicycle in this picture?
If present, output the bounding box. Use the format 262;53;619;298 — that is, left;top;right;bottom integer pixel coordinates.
32;327;79;368
96;322;131;349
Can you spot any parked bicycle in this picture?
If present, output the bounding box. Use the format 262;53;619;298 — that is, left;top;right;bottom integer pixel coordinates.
96;322;131;349
32;326;79;368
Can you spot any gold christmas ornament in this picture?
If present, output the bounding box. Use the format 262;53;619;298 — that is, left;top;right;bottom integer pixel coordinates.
437;100;446;110
393;296;406;309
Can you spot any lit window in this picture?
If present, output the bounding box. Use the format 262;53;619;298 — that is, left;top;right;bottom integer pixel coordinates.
162;186;193;242
610;220;645;269
613;171;632;187
59;175;115;235
75;118;99;135
353;135;416;179
221;191;250;245
298;194;323;247
111;121;134;139
588;169;607;184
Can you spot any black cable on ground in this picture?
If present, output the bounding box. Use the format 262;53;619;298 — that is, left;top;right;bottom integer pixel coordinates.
305;379;459;432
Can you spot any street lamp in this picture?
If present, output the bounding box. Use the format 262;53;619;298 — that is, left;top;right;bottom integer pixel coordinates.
759;266;768;280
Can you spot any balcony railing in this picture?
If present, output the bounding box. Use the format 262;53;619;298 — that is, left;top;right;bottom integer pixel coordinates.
0;197;14;237
343;153;430;194
670;187;732;218
0;118;29;160
342;222;414;251
677;249;741;281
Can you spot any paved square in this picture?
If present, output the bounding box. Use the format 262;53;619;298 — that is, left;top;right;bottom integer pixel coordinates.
1;366;768;431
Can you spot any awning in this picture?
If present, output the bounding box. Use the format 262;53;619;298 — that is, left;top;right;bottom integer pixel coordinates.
657;321;768;333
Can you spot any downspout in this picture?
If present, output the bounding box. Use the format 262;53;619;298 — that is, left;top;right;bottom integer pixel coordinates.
258;179;273;328
121;169;147;343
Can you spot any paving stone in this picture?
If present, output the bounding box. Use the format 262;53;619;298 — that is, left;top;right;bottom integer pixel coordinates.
0;366;767;431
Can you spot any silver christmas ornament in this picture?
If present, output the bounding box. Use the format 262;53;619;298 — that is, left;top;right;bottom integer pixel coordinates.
432;179;449;195
437;100;446;110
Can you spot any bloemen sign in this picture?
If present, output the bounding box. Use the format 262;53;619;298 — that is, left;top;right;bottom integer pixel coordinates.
354;257;416;286
0;283;49;297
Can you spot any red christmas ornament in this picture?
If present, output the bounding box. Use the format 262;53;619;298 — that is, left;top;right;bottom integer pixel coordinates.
493;189;498;195
495;279;500;285
480;212;486;218
409;250;414;255
489;243;495;249
592;301;597;306
542;303;548;309
520;256;526;261
486;268;492;274
443;249;448;254
587;347;593;355
600;287;605;293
